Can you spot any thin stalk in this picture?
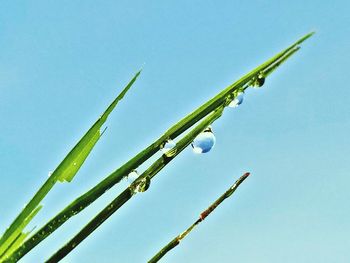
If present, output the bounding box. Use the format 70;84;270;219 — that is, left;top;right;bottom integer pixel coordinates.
45;108;224;263
7;32;313;262
148;172;250;263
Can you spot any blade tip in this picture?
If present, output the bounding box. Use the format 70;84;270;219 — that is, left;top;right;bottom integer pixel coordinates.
301;31;316;42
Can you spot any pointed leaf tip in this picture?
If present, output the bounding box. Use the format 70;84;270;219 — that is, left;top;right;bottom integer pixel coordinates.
135;68;142;77
114;70;142;101
296;31;315;45
57;71;142;183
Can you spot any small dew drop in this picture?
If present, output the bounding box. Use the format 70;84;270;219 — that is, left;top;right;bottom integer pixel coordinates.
191;126;216;154
253;74;265;88
73;162;77;166
160;139;176;157
228;92;244;108
48;171;53;177
133;176;151;193
128;170;139;182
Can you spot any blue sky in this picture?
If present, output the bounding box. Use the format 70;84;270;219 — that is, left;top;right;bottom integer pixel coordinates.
0;1;349;262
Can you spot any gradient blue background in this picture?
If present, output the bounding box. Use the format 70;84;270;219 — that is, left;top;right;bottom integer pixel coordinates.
0;1;349;262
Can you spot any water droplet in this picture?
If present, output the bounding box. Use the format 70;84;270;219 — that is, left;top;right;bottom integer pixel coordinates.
128;170;139;182
161;139;177;157
228;92;244;108
133;176;151;193
48;171;53;177
191;126;216;154
73;162;77;166
253;74;265;87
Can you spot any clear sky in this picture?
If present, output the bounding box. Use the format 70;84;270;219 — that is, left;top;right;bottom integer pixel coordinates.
0;1;349;262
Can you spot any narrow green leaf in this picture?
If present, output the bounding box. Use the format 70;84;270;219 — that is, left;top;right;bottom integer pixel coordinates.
8;32;314;262
0;233;28;262
263;47;301;78
56;129;100;183
55;69;141;183
0;71;141;256
45;108;224;263
0;205;42;261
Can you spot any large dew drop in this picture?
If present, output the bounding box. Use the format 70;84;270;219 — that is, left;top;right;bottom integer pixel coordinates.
228;92;244;108
191;126;216;154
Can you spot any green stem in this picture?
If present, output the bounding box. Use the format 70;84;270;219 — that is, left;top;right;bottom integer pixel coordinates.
148;172;250;263
45;108;224;262
7;32;313;262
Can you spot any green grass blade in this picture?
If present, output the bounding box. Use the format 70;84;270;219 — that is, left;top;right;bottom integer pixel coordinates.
0;71;141;258
0;233;28;262
148;172;250;263
263;47;300;78
0;205;42;260
56;70;141;183
44;108;224;263
163;32;314;139
8;32;313;262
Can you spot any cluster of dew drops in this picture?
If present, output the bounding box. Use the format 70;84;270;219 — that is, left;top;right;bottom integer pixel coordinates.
190;74;265;154
127;74;265;192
